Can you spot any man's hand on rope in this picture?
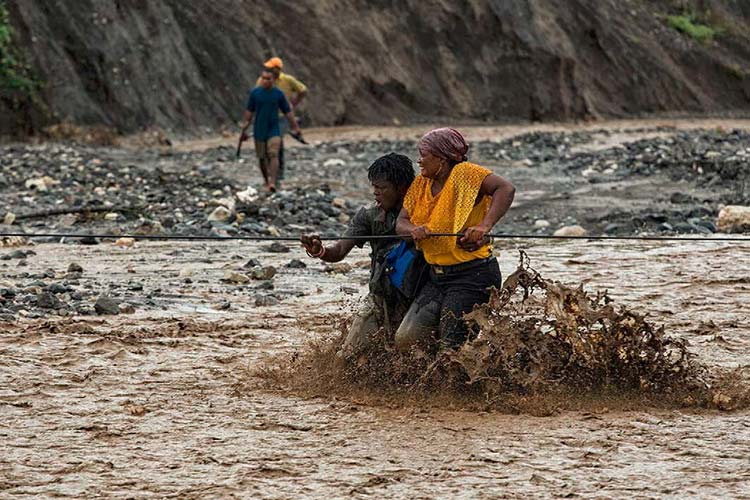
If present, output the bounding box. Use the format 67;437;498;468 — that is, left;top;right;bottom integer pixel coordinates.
410;225;430;242
301;233;325;258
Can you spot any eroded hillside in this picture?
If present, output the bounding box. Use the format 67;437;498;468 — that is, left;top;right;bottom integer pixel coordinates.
2;0;749;135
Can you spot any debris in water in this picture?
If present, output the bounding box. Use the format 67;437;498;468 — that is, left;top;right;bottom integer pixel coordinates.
434;251;700;395
257;252;749;412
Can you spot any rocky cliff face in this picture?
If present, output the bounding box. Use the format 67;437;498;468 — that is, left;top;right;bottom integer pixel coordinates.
3;0;750;135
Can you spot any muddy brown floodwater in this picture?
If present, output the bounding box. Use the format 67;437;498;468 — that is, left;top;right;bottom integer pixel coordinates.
1;234;749;498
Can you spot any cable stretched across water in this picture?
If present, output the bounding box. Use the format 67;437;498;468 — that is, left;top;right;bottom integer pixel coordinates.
1;231;749;243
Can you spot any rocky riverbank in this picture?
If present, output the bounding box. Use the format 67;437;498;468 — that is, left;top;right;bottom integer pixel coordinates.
2;126;748;238
1;124;749;321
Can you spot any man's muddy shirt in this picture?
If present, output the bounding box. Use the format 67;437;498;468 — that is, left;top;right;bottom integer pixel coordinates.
344;204;400;296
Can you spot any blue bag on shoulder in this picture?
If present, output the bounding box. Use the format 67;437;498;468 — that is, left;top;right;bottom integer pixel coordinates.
385;241;427;299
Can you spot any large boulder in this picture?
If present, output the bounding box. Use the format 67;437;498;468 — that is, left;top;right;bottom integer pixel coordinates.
717;206;750;233
554;225;588;237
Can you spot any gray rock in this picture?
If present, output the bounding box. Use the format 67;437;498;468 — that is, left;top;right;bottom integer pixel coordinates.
250;266;277;280
688;218;716;233
286;259;307;269
673;222;699;234
1;250;28;260
161;215;176;228
46;283;70;294
263;242;291;253
243;258;262;269
94;295;120;315
670;192;697;204
240;222;266;233
254;281;275;291
37;292;64;309
79;236;100;245
68;263;83;273
686;206;713;218
254;295;280;306
644;213;668;223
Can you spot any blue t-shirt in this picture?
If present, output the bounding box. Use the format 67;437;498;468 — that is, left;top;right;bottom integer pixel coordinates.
246;87;291;141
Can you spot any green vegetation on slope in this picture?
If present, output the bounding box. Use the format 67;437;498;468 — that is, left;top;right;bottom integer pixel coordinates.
667;14;719;43
0;1;36;92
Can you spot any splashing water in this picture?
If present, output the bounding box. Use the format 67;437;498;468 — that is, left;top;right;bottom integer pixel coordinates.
256;252;748;412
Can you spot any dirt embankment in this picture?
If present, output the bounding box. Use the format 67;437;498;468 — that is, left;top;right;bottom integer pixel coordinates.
2;0;750;136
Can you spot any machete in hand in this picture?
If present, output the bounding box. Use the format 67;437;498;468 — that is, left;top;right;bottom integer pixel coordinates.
289;130;308;145
236;134;244;159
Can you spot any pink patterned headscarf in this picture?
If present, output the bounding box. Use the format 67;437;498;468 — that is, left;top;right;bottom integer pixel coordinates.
418;127;469;163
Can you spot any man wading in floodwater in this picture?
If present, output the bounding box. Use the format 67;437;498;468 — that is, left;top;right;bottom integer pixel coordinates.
301;154;418;359
239;67;302;192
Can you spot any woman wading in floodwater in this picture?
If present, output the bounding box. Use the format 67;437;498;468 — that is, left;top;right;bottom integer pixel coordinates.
395;127;516;350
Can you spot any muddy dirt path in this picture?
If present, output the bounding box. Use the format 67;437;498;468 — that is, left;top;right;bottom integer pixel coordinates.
2;235;749;498
168;118;750;153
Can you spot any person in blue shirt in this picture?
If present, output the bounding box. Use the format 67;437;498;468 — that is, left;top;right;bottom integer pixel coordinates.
239;67;301;192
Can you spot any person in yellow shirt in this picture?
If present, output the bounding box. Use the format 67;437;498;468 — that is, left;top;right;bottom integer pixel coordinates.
262;57;308;106
258;57;308;183
395;127;515;351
